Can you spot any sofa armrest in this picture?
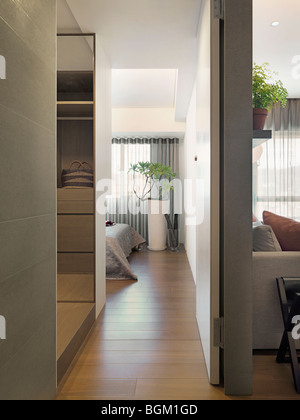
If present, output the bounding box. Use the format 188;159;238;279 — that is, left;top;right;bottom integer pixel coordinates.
253;252;300;349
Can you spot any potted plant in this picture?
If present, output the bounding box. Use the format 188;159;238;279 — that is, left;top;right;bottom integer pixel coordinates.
253;62;288;130
129;162;177;251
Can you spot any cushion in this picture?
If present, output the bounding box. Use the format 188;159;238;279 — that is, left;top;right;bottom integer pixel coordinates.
253;224;282;252
263;211;300;251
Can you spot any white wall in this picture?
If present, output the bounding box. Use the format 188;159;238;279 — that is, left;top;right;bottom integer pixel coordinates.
183;84;197;283
95;37;112;317
112;107;186;136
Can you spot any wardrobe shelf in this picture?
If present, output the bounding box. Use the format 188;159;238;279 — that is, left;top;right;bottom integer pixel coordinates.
57;56;96;384
57;101;94;119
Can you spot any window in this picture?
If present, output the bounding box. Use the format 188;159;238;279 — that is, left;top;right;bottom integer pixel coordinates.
110;141;151;200
254;136;300;221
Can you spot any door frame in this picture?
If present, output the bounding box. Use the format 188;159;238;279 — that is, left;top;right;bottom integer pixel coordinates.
220;0;253;396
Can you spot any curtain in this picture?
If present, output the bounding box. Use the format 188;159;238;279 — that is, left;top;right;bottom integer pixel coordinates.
254;99;300;221
107;137;179;242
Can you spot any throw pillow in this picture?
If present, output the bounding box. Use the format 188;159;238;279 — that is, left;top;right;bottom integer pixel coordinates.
253;224;282;252
263;211;300;251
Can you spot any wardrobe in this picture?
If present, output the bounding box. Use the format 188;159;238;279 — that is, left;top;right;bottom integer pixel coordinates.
56;34;96;383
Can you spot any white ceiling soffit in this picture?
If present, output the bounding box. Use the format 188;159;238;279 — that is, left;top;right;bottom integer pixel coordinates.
112;69;177;108
57;0;82;33
254;0;300;98
64;0;202;121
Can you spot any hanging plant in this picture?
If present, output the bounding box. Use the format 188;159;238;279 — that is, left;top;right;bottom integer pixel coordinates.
253;63;289;130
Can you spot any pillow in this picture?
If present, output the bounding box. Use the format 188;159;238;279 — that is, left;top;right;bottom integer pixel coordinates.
263;211;300;251
253;224;282;252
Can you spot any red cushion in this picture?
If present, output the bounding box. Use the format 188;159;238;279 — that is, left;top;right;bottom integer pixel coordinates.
263;211;300;251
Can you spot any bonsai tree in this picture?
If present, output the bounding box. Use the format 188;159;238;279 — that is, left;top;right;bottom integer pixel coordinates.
253;62;288;110
128;161;176;202
129;161;179;251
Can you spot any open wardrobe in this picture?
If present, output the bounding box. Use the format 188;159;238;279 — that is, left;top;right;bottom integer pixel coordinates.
56;33;96;383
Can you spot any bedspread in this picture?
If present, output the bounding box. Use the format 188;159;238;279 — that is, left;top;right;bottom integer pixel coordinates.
106;224;146;280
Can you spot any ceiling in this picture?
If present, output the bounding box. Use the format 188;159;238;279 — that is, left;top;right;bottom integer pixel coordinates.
253;0;300;98
57;0;300;121
57;0;202;120
112;69;177;108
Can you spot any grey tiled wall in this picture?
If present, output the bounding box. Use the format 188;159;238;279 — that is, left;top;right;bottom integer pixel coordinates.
0;0;57;400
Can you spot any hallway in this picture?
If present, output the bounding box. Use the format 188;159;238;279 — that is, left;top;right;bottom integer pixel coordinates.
56;248;227;400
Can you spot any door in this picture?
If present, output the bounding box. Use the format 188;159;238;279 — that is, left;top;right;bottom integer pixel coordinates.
196;0;253;395
195;0;220;385
221;0;253;396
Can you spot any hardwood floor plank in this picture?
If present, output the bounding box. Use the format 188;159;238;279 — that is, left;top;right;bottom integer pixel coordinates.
57;302;95;359
57;379;137;399
134;379;229;401
97;321;199;332
56;249;300;400
81;339;204;352
61;362;209;380
56;249;220;400
75;350;204;365
98;330;200;341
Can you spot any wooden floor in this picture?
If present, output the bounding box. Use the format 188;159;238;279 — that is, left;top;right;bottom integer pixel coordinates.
56;248;300;400
57;302;95;360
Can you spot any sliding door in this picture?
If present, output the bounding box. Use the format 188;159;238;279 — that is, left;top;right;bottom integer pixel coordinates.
196;0;253;395
221;0;253;395
196;0;220;385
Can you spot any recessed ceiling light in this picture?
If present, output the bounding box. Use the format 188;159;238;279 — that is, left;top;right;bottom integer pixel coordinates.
271;21;280;27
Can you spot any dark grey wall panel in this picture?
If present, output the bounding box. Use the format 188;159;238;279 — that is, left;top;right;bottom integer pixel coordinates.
221;0;253;395
0;19;55;130
0;0;57;400
0;108;56;221
0;0;56;69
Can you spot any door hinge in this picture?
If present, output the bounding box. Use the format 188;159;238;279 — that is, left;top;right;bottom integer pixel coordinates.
214;318;224;348
213;0;224;20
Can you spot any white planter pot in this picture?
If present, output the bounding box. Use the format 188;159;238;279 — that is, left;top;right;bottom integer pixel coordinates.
148;199;168;251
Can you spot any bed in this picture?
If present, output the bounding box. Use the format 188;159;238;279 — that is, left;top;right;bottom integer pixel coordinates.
106;224;146;280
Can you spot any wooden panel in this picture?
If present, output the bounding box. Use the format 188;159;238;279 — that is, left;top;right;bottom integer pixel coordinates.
57;253;94;274
57;215;94;252
57;274;95;302
57;102;94;119
57;71;94;102
57;200;94;214
222;0;253;396
57;303;95;384
57;188;94;201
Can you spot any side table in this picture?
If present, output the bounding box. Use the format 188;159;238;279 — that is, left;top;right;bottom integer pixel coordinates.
276;277;300;394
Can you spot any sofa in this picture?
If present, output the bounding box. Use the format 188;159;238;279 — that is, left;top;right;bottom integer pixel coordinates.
253;251;300;349
252;211;300;350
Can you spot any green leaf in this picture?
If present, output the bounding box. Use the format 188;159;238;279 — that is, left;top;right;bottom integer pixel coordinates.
253;62;288;110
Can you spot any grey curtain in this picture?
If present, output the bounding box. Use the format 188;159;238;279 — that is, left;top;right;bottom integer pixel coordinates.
265;99;300;131
151;138;180;229
254;99;300;221
107;137;179;242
